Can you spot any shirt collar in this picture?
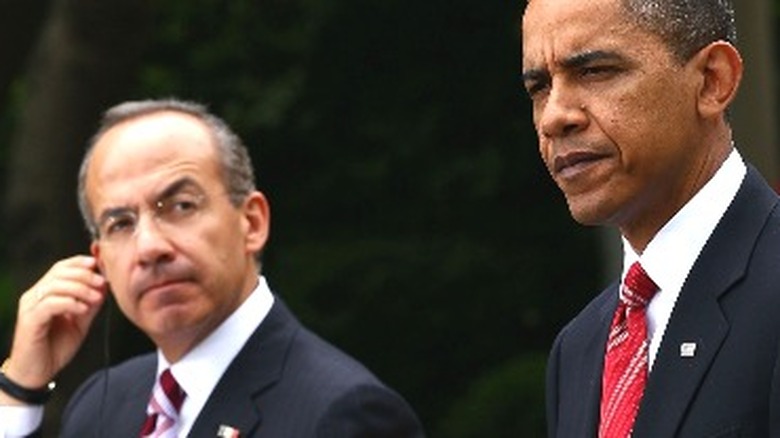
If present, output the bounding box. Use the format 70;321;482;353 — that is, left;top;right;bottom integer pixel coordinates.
622;148;746;292
155;276;274;427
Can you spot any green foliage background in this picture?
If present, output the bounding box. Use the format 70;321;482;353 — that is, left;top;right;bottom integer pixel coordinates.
131;1;602;434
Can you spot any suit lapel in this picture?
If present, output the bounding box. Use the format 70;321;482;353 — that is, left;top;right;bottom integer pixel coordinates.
580;289;617;438
118;371;156;437
100;355;157;438
633;166;778;436
190;298;299;437
554;285;617;438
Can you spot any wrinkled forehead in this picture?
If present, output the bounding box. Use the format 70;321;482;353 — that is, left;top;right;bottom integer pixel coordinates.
523;0;623;19
522;0;637;70
90;112;216;169
85;113;222;204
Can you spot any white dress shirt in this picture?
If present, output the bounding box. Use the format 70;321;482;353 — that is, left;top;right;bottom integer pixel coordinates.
0;405;42;438
0;275;274;438
622;149;746;370
163;276;273;437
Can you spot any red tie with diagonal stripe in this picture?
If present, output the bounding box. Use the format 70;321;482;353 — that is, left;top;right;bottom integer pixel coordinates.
140;369;186;438
599;262;659;438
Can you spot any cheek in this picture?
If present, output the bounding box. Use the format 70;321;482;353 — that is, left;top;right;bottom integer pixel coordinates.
597;86;665;147
629;73;691;124
532;104;542;128
112;294;135;323
94;252;135;311
539;139;553;170
96;254;121;290
191;223;241;270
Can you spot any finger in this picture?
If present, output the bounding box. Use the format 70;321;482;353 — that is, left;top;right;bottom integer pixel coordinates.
23;262;107;309
20;290;105;339
29;278;106;309
36;293;102;316
42;256;105;289
7;292;106;387
5;256;107;388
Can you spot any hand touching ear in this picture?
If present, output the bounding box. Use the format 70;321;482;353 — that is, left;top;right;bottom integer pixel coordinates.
0;256;108;405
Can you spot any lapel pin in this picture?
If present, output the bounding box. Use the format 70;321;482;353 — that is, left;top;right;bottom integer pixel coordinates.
217;424;241;438
680;342;697;358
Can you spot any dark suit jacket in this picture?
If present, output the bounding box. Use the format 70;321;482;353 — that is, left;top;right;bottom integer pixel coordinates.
547;166;780;438
58;298;425;437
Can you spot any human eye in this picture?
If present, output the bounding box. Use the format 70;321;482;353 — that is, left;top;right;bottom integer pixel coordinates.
525;79;550;99
523;71;551;99
579;63;622;80
101;213;136;238
157;192;203;221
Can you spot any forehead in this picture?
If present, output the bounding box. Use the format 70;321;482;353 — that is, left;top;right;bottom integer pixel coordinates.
86;112;222;206
522;0;651;69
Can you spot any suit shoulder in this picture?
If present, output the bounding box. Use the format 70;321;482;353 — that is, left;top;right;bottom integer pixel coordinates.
60;353;155;437
66;353;155;405
241;310;425;436
286;325;388;390
289;328;425;436
553;284;616;346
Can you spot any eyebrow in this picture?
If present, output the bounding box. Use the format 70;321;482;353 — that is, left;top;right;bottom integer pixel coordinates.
156;177;202;201
521;67;549;85
97;206;134;230
561;50;626;69
522;50;627;82
96;177;203;226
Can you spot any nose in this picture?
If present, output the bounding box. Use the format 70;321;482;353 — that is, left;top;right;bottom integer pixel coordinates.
133;215;175;267
536;83;588;138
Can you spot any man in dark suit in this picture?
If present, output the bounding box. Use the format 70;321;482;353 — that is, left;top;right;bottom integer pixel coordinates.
0;99;425;437
522;0;780;436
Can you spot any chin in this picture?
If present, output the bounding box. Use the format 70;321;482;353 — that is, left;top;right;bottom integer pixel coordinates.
566;199;612;226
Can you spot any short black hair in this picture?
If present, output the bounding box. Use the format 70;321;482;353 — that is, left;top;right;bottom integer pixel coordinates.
621;0;737;62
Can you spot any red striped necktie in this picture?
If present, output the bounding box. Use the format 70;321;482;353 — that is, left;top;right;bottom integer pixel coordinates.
599;262;659;438
140;368;187;438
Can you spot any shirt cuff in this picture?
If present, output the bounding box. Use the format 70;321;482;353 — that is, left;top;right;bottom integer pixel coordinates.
0;404;43;437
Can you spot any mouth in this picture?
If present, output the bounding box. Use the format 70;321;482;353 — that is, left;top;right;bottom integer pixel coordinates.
135;271;196;300
145;278;190;293
553;151;609;179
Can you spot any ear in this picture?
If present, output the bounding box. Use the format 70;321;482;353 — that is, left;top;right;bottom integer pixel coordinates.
242;191;271;255
693;41;743;118
90;240;107;274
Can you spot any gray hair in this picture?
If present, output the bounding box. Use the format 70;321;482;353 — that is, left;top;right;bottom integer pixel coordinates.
621;0;737;62
77;98;257;238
